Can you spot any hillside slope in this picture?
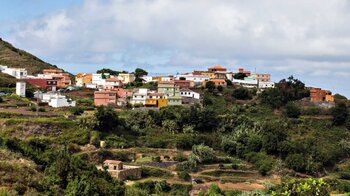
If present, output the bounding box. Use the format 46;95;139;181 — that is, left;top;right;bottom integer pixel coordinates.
0;38;59;75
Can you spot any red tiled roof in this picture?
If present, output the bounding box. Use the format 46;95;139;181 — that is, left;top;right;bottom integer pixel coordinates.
210;79;226;82
94;90;117;94
104;160;123;164
159;81;174;84
174;80;191;83
148;93;164;96
209;65;225;69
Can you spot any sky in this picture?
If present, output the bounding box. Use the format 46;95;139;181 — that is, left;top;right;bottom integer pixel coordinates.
0;0;349;97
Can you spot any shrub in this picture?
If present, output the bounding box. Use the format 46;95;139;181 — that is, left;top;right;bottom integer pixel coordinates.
284;102;301;118
285;153;305;172
191;144;216;164
29;106;37;112
173;153;187;162
38;107;46;112
178;171;191;181
141;166;171;178
272;178;330;196
302;107;320;115
152;156;161;162
232;87;251;100
332;102;348;126
70;107;84;115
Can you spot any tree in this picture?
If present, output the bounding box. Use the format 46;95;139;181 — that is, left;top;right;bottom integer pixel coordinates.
232;87;251;100
233;73;247;80
225;79;233;86
217;85;224;92
332;102;348;126
97;68;127;76
134;68;148;78
94;105;120;132
191;144;216;164
284;102;301;118
260;76;309;108
205;184;223;196
25;89;34;98
271;178;330;196
205;81;216;92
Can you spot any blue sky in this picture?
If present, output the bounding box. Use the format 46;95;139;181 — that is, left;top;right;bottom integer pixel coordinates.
0;0;349;97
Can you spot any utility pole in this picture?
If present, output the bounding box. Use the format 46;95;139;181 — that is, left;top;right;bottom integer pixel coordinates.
36;90;39;116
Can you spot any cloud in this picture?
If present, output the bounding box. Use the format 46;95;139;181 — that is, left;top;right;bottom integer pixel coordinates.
4;0;350;96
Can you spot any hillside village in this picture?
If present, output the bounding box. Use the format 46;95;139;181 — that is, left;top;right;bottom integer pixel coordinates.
0;64;336;109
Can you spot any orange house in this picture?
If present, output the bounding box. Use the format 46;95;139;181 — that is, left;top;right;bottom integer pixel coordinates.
94;90;117;106
43;69;71;87
310;88;334;102
206;79;227;87
208;65;227;72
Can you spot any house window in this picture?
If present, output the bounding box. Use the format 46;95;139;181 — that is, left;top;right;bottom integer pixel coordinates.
114;166;117;170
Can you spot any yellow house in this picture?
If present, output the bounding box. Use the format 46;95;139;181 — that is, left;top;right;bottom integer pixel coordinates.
75;73;92;87
145;93;168;108
152;76;162;82
325;94;335;102
201;72;216;79
118;73;135;83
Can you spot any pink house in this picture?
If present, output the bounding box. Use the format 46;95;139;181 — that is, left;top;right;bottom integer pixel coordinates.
116;88;133;98
94;90;117;106
103;78;124;90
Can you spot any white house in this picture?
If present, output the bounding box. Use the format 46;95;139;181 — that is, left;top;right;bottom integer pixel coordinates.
232;79;258;88
16;82;26;97
130;88;148;105
180;89;200;99
259;81;275;89
161;76;174;82
175;74;210;86
92;73;110;87
48;94;76;108
35;92;76;108
86;83;98;89
2;67;27;79
0;65;8;71
140;76;154;83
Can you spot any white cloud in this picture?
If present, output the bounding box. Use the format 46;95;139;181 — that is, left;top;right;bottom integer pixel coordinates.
4;0;350;96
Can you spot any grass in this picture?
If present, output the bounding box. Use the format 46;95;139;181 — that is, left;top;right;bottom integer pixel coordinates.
136;156;153;163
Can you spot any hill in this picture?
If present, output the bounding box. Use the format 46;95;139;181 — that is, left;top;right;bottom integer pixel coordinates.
0;38;60;75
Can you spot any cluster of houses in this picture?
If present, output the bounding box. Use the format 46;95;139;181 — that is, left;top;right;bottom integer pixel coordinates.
1;64;339;109
92;66;275;108
0;65;75;108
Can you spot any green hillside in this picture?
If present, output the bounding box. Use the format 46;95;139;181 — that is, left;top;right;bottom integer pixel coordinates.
0;38;60;74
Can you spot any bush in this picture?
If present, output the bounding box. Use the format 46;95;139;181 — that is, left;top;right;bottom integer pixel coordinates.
152;156;161;162
173;153;187;162
302;107;320;115
178;171;191;181
70;107;84;115
332;102;348;126
29;106;37;112
246;152;273;176
191;144;216;164
285;153;305;172
142;166;171;178
284;102;301;118
232;87;251;100
38;107;46;112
